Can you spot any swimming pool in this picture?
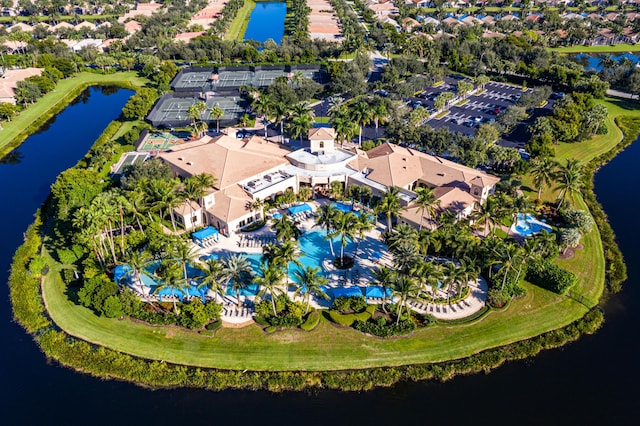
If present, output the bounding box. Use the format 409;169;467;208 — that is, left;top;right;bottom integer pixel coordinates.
513;213;552;237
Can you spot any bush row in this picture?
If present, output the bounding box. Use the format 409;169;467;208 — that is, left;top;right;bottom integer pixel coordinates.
300;311;320;331
526;259;578;294
30;307;603;392
328;305;375;327
353;318;416;338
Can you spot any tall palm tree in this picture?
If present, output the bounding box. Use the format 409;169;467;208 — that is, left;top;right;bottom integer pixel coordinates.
273;240;302;285
392;275;421;325
271;101;289;143
350;100;373;145
172;240;199;283
330;211;358;264
372;266;396;313
554;159;583;210
330;113;358;148
272;214;301;242
192;172;217;191
376;186;402;231
286;101;315;143
221;254;255;308
196;259;225;303
293;266;329;314
209;105;224;134
493;243;523;292
472;196;499;236
252;93;273;138
353;212;374;259
127;189;148;234
414;187;440;231
123;250;152;287
250;197;265;221
254;263;285;316
315;204;337;257
371;102;389;140
154;261;187;313
530;157;558;200
392;240;421;276
181;178;206;225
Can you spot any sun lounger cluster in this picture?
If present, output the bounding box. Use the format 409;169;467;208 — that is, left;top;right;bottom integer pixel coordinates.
237;234;277;248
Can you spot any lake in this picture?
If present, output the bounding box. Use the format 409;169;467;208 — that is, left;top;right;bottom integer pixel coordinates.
571;52;640;71
0;87;638;424
243;2;287;44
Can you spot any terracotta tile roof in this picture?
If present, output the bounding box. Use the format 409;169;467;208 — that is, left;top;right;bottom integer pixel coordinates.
308;127;336;139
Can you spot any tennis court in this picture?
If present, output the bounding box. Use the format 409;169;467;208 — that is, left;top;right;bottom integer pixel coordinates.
173;70;212;90
204;96;247;121
151;97;196;123
254;70;288;87
216;71;253;89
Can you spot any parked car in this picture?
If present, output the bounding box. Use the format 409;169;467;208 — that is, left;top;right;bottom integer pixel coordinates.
490;108;501;115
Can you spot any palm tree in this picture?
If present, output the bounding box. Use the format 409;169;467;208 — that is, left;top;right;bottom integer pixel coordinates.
274;240;302;285
181;178;205;225
293;266;329;314
330;113;358;148
493;243;523;292
414;187;440;231
330;211;358;265
472;196;499;236
353;212;374;259
376;186;402;231
127;189;148;234
254;263;285;316
250;197;265;221
315;204;337;257
272;214;301;242
392;240;421;275
191;173;217;191
271;101;289;143
392;275;421;325
154;261;187;313
372;266;396;313
371;102;389;140
196;259;225;303
209;105;224;134
123;250;152;287
350;101;373;145
221;254;255;308
530;157;558;200
442;262;467;303
286;101;315;143
554;159;583;210
252;93;273;138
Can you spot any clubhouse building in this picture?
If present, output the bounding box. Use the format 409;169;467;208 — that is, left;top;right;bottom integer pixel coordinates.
157;129;499;233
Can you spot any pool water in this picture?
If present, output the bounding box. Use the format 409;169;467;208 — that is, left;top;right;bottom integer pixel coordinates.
514;213;552;237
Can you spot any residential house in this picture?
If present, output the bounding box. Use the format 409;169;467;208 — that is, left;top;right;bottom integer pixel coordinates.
0;67;44;104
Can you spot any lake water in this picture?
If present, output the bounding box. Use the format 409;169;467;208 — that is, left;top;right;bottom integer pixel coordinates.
0;87;638;424
243;2;286;44
571;52;640;71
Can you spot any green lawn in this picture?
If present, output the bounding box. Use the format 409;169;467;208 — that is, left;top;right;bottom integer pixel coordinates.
42;249;594;371
0;72;147;155
549;44;640;54
225;0;255;41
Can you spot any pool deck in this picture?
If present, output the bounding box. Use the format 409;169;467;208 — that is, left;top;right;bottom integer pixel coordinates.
184;198;487;323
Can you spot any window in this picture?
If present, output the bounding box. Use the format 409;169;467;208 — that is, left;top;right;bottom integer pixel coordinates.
192;215;198;223
319;141;324;148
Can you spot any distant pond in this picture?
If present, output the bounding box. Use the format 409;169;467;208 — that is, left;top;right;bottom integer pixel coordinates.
243;2;287;44
570;52;640;71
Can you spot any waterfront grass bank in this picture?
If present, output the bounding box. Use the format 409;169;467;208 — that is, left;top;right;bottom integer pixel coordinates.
0;72;147;158
225;0;256;41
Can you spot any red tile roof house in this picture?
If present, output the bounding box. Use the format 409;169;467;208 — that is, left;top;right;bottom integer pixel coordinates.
0;67;44;104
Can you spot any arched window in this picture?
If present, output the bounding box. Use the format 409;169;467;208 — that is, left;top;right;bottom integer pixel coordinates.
319;141;325;148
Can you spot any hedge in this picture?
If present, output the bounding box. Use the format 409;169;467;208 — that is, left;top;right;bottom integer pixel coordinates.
300;311;320;331
328;306;374;327
526;259;578;294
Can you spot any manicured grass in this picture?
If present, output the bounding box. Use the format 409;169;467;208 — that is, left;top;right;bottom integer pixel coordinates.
455;99;470;106
549;44;640;54
42;249;592;371
225;0;256;41
315;116;330;124
0;72;147;156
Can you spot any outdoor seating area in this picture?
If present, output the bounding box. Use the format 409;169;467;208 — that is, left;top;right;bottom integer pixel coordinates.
192;226;219;247
236;234;278;248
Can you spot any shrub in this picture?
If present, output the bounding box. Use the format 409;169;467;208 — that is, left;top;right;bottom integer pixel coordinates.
205;320;222;331
562;209;594;233
526;259;578;294
353;318;416;337
28;256;48;276
264;325;277;333
300;310;320;331
102;295;124;318
332;295;367;313
328;308;373;326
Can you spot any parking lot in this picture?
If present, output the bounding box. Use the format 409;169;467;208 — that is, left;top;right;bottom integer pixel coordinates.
402;77;555;149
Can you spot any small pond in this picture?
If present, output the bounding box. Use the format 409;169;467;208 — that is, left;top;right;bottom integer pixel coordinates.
243;2;287;44
570;52;640;71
